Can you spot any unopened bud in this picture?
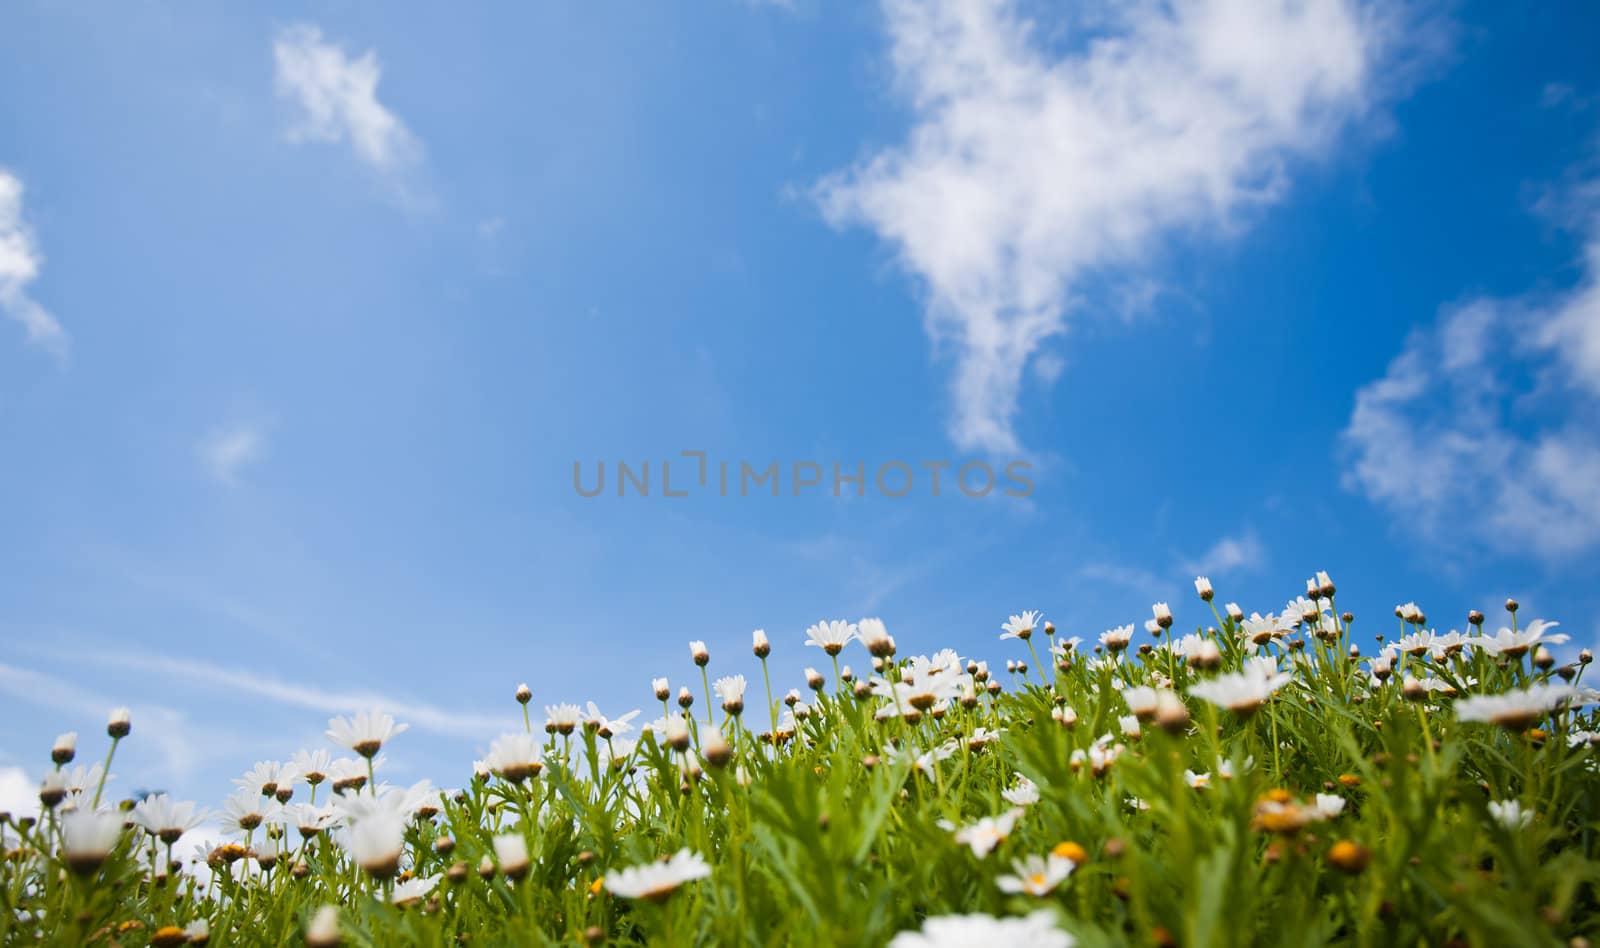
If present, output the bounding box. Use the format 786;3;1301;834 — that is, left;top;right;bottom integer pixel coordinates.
514;683;532;705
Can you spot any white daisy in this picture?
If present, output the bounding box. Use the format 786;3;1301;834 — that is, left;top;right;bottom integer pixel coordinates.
942;810;1021;859
889;911;1073;948
603;849;712;900
544;703;584;735
1188;661;1293;715
714;675;748;714
1001;777;1040;807
1487;799;1533;830
1099;624;1135;652
1455;683;1583;730
131;793;207;844
485;733;544;782
218;790;283;836
390;874;439;905
61;810;126;874
805;620;858;655
1473;620;1568;658
584;702;642;738
344;808;406;878
326;711;409;759
996;854;1075;896
1000;611;1043;641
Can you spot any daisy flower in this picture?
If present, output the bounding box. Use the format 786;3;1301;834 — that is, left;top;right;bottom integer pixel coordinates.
1000;611;1043;641
485;732;544;783
714;675;748;714
1184;770;1212;790
326;711;409;759
888;912;1073;948
61;810;126;874
603;849;712;900
1099;624;1135;653
941;810;1021;859
1454;683;1583;730
292;749;334;788
132;793;208;844
494;833;531;878
544;703;584;735
285;803;337;839
1473;619;1568;659
1002;777;1041;807
584;702;642;738
857;618;894;657
218;791;283;836
1487;799;1533;830
390;875;439;905
996;854;1075;896
1311;794;1346;820
1188;660;1293;715
805;620;858;655
344;809;406;878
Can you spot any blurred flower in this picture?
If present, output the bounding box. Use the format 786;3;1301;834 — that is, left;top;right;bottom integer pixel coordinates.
604;849;711;900
888;912;1073;947
941;810;1021;858
1487;799;1533;830
996;854;1075;896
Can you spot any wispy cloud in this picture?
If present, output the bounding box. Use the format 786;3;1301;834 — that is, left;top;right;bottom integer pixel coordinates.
817;0;1414;452
0;169;67;357
1182;531;1264;577
273;24;424;197
65;651;509;740
199;424;266;485
0;662;239;783
1342;216;1600;557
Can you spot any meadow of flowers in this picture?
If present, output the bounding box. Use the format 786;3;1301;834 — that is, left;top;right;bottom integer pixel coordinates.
4;575;1598;946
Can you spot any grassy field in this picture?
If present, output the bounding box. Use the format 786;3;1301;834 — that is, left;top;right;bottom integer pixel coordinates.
4;584;1597;946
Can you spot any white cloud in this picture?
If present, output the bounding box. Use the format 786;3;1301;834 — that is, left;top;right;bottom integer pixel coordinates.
1182;531;1263;577
273;24;422;178
816;0;1404;452
199;425;265;485
1342;221;1600;557
0;766;36;821
0;169;67;357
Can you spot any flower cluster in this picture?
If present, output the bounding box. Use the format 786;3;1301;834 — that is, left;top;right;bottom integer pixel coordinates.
3;578;1597;945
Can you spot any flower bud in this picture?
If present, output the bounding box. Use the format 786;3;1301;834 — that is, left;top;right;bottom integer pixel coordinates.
514;683;532;705
752;629;770;659
107;706;131;740
805;668;824;691
690;640;710;666
677;687;694;710
1505;598;1519;613
1152;602;1173;629
1534;646;1555;671
51;732;77;766
1194;577;1214;601
654;678;670;701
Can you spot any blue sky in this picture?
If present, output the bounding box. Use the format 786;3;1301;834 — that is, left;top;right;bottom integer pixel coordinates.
2;0;1599;810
